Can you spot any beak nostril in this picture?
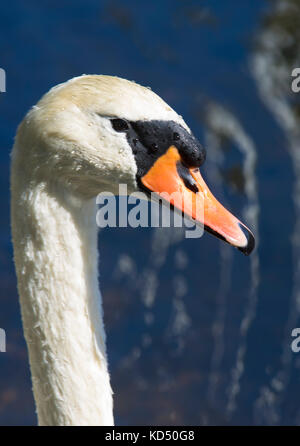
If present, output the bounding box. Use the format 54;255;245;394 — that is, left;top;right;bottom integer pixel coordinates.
237;223;255;256
176;161;199;193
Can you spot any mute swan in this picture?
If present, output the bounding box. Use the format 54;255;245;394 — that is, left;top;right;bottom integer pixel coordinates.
10;75;254;426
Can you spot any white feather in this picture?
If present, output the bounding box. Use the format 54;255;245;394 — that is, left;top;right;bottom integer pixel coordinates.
11;75;188;426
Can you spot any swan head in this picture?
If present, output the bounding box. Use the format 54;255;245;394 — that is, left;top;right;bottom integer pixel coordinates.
15;74;254;254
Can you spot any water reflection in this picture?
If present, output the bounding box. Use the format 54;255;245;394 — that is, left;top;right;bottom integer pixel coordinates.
252;0;300;425
203;103;259;417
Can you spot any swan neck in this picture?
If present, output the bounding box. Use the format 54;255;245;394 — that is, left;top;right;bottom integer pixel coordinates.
11;172;114;426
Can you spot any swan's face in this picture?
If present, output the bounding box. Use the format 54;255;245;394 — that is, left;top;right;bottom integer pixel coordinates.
17;75;254;254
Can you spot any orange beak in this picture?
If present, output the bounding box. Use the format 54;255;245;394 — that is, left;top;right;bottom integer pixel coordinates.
141;146;254;255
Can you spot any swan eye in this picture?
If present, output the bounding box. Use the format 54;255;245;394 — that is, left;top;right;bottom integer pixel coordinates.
111;118;129;132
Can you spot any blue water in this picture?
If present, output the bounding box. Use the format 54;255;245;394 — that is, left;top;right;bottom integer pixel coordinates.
0;0;298;425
